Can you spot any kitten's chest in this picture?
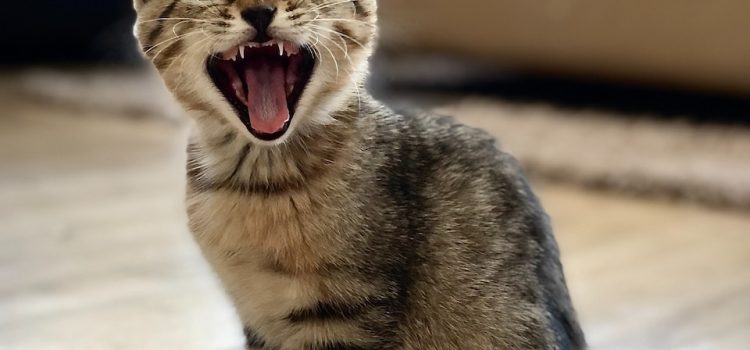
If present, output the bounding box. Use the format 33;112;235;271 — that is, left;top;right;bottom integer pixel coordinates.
187;188;347;271
187;190;342;342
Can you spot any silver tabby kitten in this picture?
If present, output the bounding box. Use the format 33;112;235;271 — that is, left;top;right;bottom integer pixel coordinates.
133;0;585;349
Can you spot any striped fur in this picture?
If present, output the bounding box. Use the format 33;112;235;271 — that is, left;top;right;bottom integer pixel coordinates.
133;1;585;349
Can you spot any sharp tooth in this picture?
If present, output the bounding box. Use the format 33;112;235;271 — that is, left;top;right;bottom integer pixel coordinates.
222;47;235;60
239;46;245;59
278;42;284;56
285;43;299;55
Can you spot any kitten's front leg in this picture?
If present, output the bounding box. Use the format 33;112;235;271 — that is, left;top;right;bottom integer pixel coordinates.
244;327;268;350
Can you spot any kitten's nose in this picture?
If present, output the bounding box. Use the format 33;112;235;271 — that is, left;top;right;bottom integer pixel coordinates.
241;6;277;42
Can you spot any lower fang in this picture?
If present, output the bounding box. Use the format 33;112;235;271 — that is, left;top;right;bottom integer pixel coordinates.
284;42;299;55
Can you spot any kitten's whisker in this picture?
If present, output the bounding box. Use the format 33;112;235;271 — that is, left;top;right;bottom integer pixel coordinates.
311;18;376;27
313;30;347;57
326;33;363;113
137;17;215;24
171;19;199;36
145;30;203;56
306;36;325;62
313;30;354;73
307;24;368;51
150;30;206;65
309;0;354;12
308;0;348;10
166;30;215;73
312;33;340;77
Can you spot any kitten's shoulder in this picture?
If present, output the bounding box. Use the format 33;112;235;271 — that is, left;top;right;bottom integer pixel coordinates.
368;102;527;185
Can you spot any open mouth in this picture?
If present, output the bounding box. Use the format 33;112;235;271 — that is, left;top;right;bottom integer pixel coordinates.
207;40;316;141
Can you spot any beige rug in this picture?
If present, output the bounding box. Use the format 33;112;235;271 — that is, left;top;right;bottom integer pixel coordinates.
6;69;750;209
441;99;750;209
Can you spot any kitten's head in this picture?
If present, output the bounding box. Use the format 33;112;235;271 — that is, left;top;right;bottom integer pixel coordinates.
133;0;377;145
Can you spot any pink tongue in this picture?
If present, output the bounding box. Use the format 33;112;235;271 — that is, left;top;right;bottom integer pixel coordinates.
245;58;289;135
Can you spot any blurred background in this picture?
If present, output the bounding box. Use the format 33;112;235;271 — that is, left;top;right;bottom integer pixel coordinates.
2;1;749;349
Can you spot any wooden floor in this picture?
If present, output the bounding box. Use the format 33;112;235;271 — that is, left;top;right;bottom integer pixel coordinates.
1;96;749;350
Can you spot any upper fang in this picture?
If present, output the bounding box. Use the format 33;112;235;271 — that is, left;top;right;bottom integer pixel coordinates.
278;42;284;56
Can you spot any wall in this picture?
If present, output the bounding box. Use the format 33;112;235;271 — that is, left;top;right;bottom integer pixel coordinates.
378;0;750;95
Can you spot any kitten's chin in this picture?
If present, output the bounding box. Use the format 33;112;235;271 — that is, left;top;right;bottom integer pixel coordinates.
206;40;316;143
